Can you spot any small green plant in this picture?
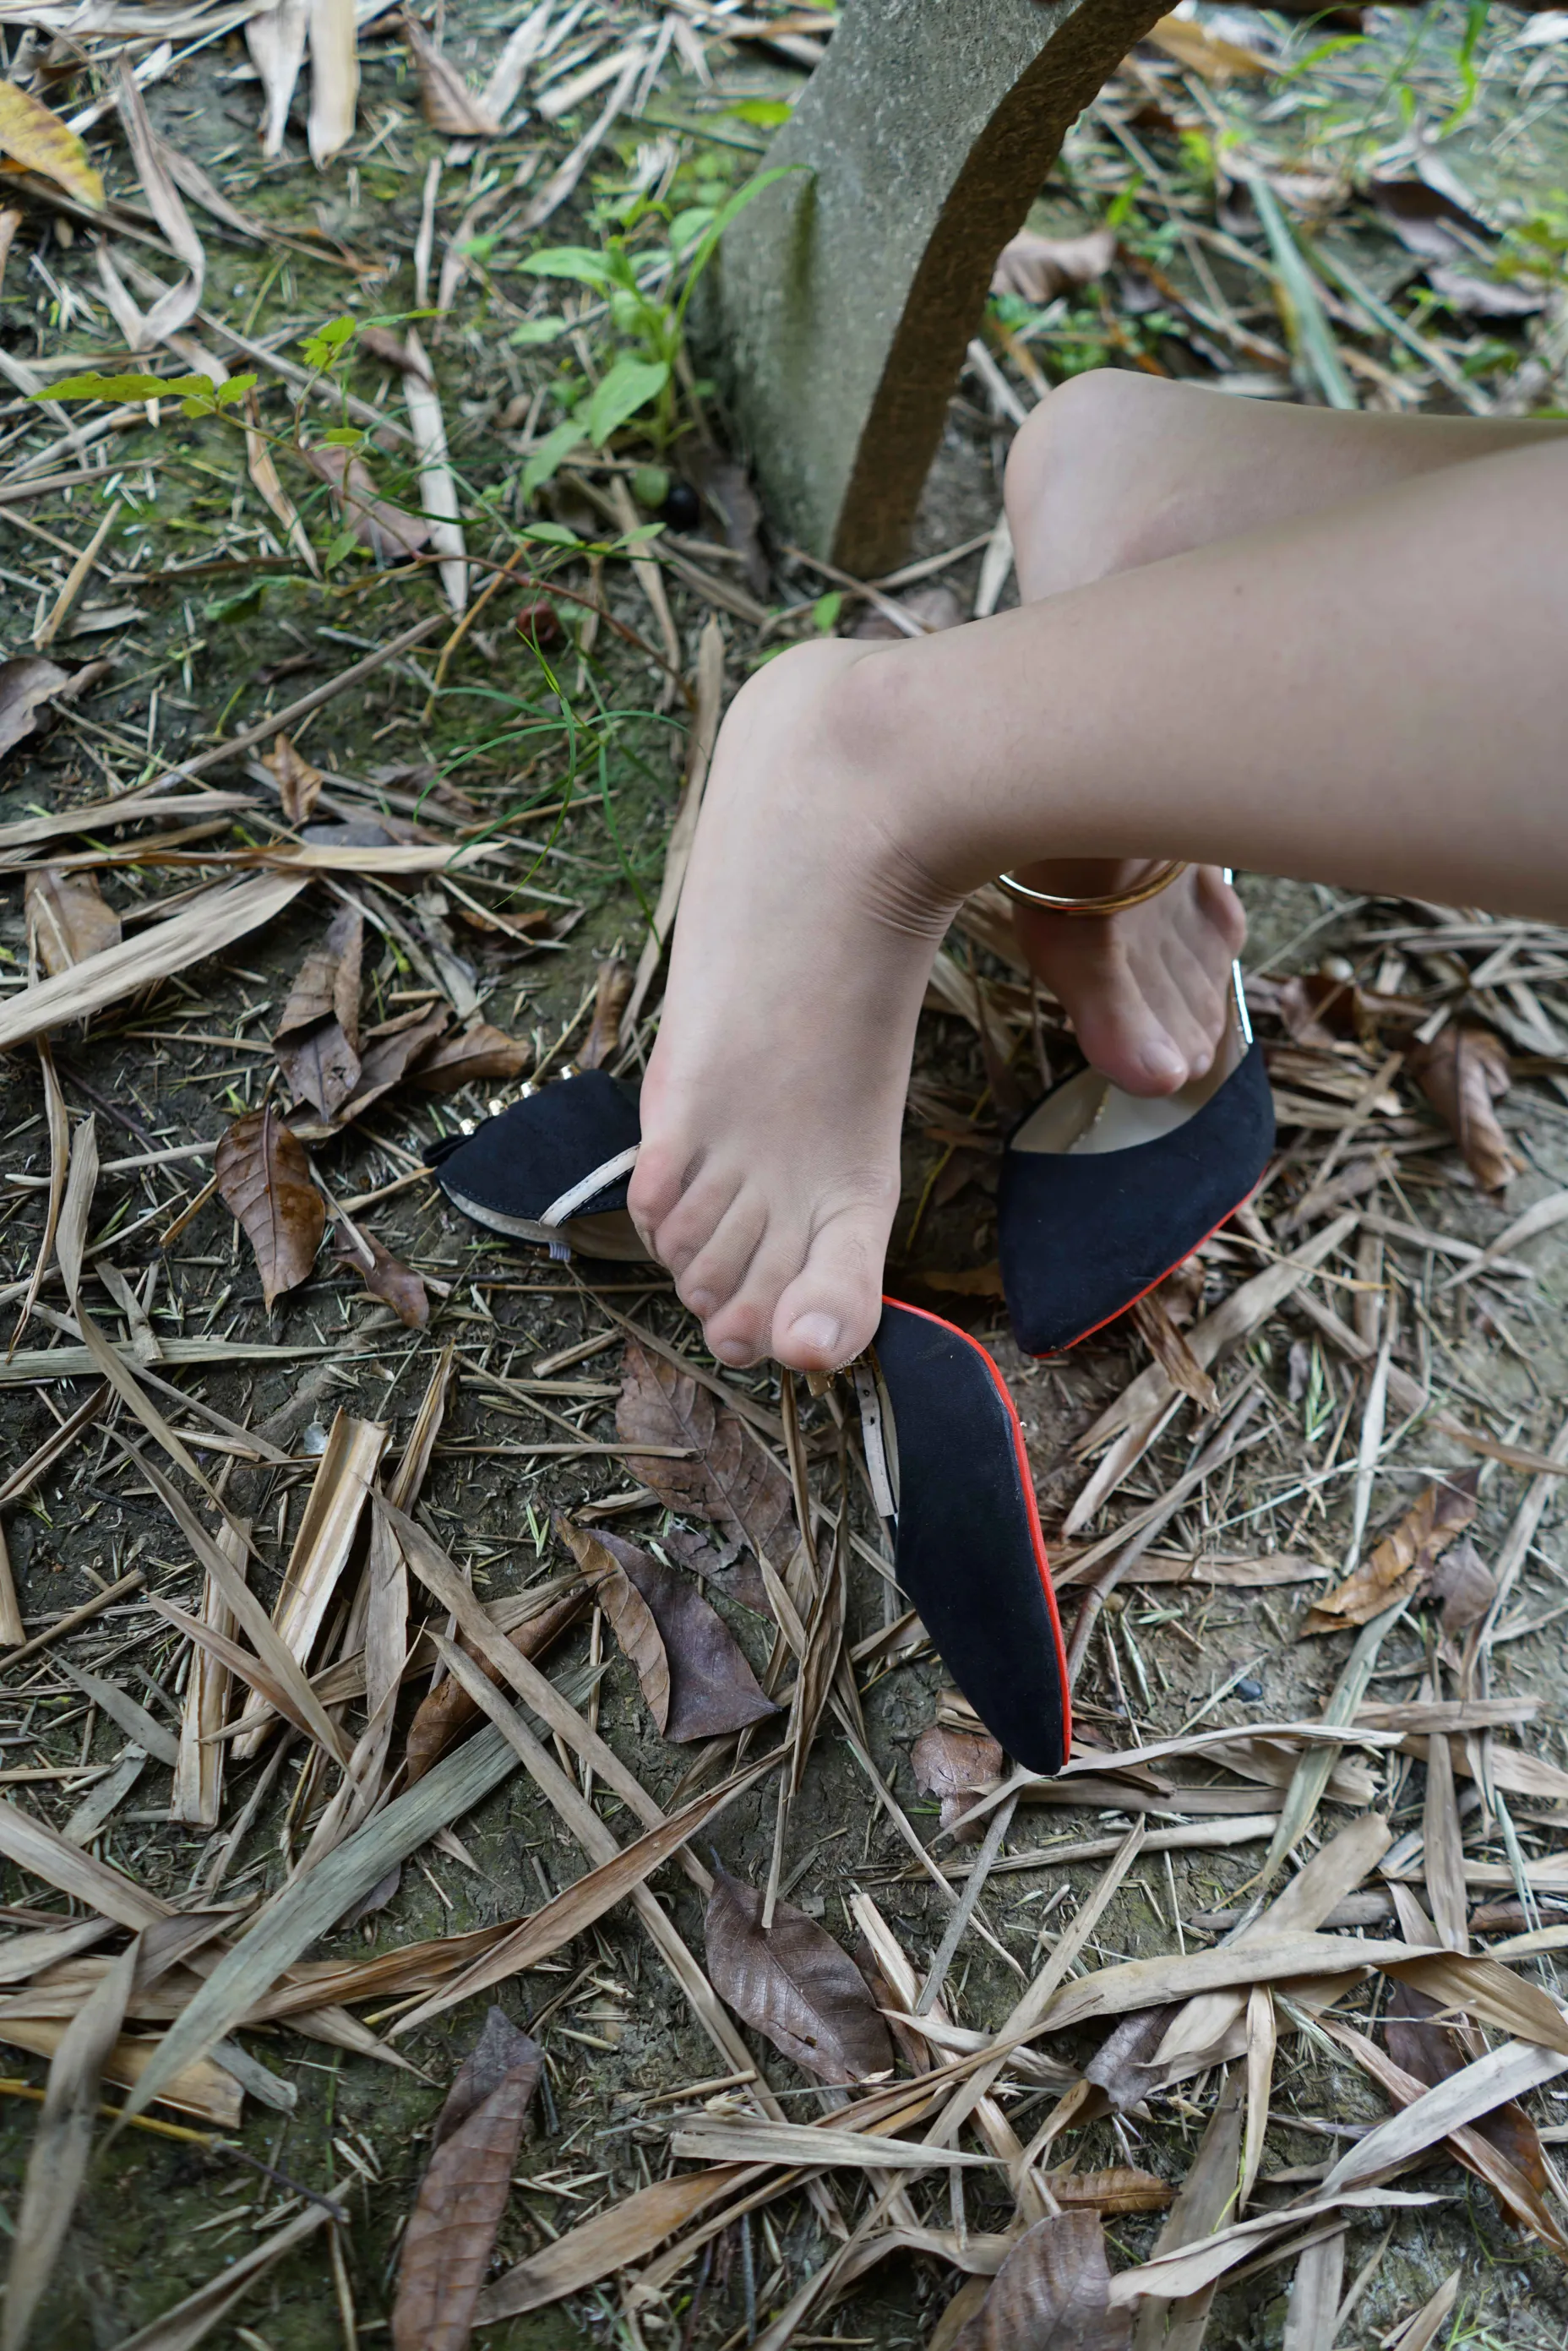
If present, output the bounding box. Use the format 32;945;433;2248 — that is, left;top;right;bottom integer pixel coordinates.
514;162;797;498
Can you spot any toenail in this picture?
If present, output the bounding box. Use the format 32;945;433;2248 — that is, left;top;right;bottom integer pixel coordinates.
714;1338;753;1366
684;1287;716;1316
1141;1036;1185;1085
789;1312;841;1359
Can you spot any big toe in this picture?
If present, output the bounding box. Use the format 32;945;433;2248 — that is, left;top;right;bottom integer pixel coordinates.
1065;959;1189;1099
770;1209;887;1374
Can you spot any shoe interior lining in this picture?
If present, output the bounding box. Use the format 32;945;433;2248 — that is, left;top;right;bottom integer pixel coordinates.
439;1186;654;1261
1010;1008;1245;1159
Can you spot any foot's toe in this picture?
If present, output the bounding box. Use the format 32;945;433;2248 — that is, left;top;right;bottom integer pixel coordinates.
770;1205;887;1374
644;1161;743;1277
1068;951;1190;1098
677;1192;767;1320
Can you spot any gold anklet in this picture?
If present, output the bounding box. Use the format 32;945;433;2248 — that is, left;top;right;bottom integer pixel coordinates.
996;858;1189;916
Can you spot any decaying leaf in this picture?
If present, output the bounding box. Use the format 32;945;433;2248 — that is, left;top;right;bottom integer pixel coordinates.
558;1519;776;1743
0;656;68;761
308;0;358;170
402;14;503;136
617;1339;797;1570
340;1004;452;1121
404;1586;587;1784
1408;1026;1516;1191
1429;1536;1495;1640
0;79;105;210
24;868;120;977
392;2007;543;2351
951;2212;1130;2351
407;1022;531;1092
1130;1287;1217;1412
704;1863;894;2086
991;225;1116;305
1304;1470;1478;1634
334;1226;428;1329
912;1723;1004;1842
578;956;633;1070
214;1105;325;1307
275;905;363;1118
362;324;433;379
1384;1978;1550;2200
302;444;432;561
263;731;324;825
1142;14;1271;81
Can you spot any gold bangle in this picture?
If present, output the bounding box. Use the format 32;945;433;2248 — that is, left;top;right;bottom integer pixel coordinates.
997;858;1190;917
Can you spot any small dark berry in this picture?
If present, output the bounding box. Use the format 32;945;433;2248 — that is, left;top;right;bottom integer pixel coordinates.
661;481;701;531
1234;1677;1263;1702
515;600;564;650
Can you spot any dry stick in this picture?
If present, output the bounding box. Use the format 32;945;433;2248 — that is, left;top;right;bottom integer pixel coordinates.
0;1571;144;1670
915;1791;1019;2018
1066;1377;1265;1684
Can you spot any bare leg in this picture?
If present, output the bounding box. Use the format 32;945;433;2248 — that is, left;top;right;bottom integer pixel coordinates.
631;403;1568;1373
1002;374;1567;1093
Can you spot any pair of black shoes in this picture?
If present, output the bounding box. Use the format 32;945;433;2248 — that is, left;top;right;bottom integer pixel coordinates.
427;1010;1271;1775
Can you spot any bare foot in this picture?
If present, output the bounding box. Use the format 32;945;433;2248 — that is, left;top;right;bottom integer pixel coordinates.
629;639;955;1374
1010;860;1246;1096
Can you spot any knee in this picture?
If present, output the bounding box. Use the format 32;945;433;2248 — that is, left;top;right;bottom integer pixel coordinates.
1004;370;1188;594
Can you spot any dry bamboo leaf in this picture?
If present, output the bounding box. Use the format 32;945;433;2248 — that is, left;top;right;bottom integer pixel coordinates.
0;2016;242;2129
0;656;67;762
1304;1472;1479;1635
0;80;104;209
392;2007;542;2351
704;1864;893;2087
171;1517;246;1828
559;1520;776;1742
404;327;467;612
407;1021;531;1092
403;1587;585;1785
1142;15;1271;79
579;957;633;1069
262;732;324;826
110;2207;330;2351
913;1725;1005;1842
952;2212;1130;2351
1385;2271;1460;2351
1;1936;135;2351
1385;1983;1549;2196
1056;2170;1173;2215
617;1339;797;1568
215;1105;324;1308
1130;2070;1242;2351
1409;1026;1516;1191
1240;1984;1277;2219
671;2115;994;2171
333;1227;428;1329
23;868;119;976
402;14;502;134
475;2169;749;2326
1387;1948;1568;2056
0;872;309;1054
247;0;308;158
308;0;357;166
1323;2036;1568;2196
391;1728;768;2033
301;444;430;561
109;68;204;347
1278;2228;1345;2351
1129;1289;1217;1412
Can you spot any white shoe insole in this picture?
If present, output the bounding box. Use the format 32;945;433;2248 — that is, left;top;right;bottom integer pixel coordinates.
1011;988;1247;1161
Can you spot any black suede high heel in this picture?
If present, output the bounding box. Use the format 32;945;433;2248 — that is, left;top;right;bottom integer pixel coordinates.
427;1078;1070;1773
997;963;1274;1357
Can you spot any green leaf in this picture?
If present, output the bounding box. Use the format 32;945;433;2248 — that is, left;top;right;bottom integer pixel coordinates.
324;526;362;568
585;356;669;447
323;425;366;447
621;522;664;546
522;246;617;288
520;417;589;500
669;207;715;258
725;99;792;127
813;590;843;634
215;373;259;407
522;520;583;547
44;372;184;403
301;315;357;371
509;315;569;346
674;165;803;323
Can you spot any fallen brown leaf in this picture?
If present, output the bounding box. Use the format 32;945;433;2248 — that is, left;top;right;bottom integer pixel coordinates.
274;904;363;1119
0;656;68;762
391;2007;543;2351
578;956;633;1070
558;1519;777;1742
912;1723;1004;1842
340;1003;452;1121
1408;1026;1516;1191
1052;2168;1173;2215
1304;1470;1478;1634
1385;1978;1549;2196
214;1105;324;1307
334;1226;428;1329
361;324;433;380
24;868;120;977
401;14;502;136
617;1339;796;1570
704;1863;894;2086
407;1021;531;1092
0;79;105;209
404;1586;587;1784
1130;1287;1217;1412
951;2211;1130;2350
991;226;1116;305
1429;1535;1495;1641
1142;14;1271;80
263;731;324;825
302;444;432;562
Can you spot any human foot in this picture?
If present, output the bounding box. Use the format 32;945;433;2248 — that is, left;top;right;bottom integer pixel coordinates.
629;639;956;1374
1009;860;1246;1097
